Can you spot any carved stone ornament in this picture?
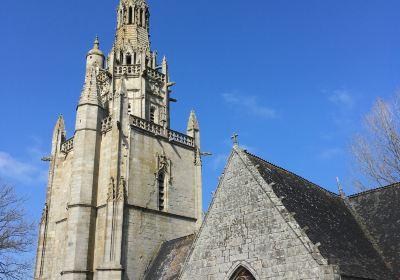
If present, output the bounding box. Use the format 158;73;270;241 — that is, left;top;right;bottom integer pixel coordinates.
97;70;112;101
157;151;169;173
107;177;116;202
107;177;126;202
117;177;126;201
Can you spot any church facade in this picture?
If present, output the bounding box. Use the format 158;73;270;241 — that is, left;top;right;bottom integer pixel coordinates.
35;1;400;280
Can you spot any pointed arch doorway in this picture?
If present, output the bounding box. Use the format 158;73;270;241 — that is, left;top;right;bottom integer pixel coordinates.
229;266;256;280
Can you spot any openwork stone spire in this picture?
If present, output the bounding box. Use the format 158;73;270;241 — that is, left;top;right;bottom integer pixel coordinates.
115;0;150;53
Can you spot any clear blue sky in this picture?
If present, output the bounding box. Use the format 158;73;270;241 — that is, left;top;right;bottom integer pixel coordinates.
1;0;400;228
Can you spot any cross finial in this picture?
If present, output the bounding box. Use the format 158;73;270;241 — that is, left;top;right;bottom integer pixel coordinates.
231;132;238;145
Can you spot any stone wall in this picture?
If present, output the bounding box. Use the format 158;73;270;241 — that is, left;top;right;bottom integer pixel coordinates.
36;151;73;280
128;130;198;218
180;150;339;280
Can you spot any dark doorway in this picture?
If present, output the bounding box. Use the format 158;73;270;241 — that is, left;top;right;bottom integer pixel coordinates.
229;266;256;280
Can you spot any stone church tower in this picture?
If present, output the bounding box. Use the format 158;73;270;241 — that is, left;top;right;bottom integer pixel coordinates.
34;0;203;279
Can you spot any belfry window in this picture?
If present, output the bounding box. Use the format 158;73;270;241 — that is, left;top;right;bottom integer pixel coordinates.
120;51;124;64
150;107;156;123
126;53;132;65
140;9;143;26
158;171;165;211
128;7;133;24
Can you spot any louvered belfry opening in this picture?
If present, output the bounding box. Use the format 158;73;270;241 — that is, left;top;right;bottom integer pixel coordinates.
158;171;165;211
230;266;256;280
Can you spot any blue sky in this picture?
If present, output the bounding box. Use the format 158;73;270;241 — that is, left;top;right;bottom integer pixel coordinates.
1;0;400;230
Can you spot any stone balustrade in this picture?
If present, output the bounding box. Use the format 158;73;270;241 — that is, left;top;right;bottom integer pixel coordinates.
61;137;74;153
114;64;141;76
168;130;195;147
101;116;113;134
130;115;195;148
146;67;166;83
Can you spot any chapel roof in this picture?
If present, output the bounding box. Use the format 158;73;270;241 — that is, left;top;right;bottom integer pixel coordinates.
245;151;395;280
144;235;195;280
348;183;400;277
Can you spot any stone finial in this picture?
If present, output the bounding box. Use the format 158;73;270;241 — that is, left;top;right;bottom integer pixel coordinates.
94;35;100;49
187;110;200;148
87;35;104;58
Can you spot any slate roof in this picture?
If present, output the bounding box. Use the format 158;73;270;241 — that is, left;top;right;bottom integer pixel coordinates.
144;235;195;280
349;183;400;277
246;151;395;280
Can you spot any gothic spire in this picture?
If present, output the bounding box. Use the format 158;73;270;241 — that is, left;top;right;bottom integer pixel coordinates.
114;0;150;53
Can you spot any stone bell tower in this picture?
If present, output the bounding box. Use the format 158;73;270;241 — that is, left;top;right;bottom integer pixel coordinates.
34;0;203;279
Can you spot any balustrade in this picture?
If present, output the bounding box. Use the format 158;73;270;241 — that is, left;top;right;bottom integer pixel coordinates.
61;137;74;153
146;67;166;82
130;115;194;148
101;116;113;133
114;64;141;76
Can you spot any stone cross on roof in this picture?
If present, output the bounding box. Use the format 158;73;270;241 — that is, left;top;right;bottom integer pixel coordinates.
231;132;238;145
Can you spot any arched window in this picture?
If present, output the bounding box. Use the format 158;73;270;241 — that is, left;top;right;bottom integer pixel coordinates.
230;266;256;280
120;51;124;65
158;171;165;211
128;7;133;24
126;53;132;65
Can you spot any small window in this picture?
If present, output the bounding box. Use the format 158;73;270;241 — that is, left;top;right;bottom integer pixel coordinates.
140;9;143;26
128;7;133;24
126;54;132;65
150;107;156;123
120;51;124;64
158;171;165;211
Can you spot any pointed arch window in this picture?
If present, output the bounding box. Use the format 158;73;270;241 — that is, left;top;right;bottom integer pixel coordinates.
229;266;256;280
128;7;133;24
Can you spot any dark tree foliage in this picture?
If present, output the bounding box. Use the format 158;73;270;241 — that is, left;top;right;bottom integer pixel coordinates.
0;184;35;280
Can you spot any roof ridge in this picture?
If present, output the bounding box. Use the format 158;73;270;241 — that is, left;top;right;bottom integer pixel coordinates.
349;182;400;198
243;150;340;198
164;234;195;244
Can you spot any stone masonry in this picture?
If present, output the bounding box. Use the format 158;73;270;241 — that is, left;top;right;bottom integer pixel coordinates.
179;147;340;280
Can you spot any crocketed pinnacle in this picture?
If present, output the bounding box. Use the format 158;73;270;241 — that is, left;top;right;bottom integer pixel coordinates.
187;110;200;132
